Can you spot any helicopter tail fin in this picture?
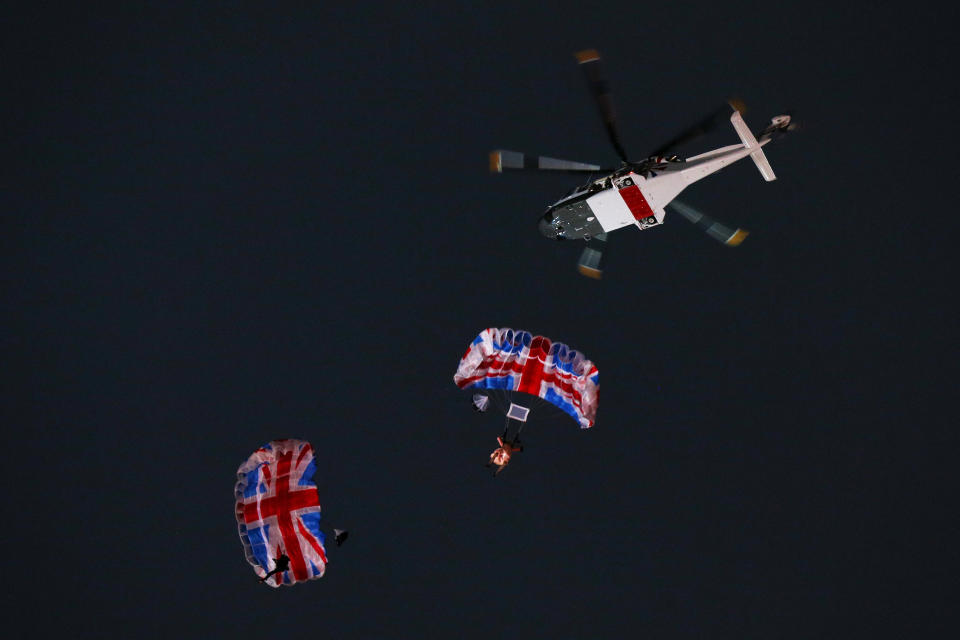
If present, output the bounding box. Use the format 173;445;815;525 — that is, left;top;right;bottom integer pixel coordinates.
730;110;776;182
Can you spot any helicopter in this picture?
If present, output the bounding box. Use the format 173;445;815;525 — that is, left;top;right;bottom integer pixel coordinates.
489;49;797;278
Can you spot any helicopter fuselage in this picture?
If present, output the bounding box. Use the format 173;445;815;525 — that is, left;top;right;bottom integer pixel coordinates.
538;137;768;242
538;163;660;241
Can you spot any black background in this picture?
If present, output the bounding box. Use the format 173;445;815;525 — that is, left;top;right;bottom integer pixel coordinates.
4;2;957;637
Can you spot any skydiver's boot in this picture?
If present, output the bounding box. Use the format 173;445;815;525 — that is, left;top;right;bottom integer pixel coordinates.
259;569;279;583
334;529;349;546
258;554;290;583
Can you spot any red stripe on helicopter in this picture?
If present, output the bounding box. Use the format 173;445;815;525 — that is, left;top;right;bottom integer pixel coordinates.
618;185;655;222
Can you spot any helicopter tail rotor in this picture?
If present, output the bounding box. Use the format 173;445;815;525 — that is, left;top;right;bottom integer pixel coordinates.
756;111;800;140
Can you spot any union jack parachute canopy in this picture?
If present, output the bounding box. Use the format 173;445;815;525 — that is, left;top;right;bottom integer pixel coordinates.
454;327;599;428
235;439;328;587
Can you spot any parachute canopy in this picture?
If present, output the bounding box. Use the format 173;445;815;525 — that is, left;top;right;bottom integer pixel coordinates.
454;327;599;428
235;439;327;587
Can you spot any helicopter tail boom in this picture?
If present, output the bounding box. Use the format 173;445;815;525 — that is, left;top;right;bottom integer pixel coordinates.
730;110;776;182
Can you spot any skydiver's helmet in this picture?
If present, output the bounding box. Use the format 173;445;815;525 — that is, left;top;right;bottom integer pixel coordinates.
472;394;490;413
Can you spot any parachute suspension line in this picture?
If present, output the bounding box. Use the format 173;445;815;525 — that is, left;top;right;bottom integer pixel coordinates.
483;373;501;413
497;386;511;414
483;389;499;414
515;418;528;438
524;395;549;423
489;386;509;416
534;394;547;413
524;395;568;425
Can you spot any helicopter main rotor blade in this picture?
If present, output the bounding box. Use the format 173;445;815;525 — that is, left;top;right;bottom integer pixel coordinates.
668;199;749;246
575;50;630;163
489;150;608;173
648;100;746;159
577;232;608;279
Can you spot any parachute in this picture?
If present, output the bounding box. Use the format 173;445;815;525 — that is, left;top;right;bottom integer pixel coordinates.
454;327;599;428
235;439;328;587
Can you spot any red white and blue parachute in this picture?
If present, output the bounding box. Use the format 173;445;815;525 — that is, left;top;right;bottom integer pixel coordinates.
235;439;327;587
454;327;599;428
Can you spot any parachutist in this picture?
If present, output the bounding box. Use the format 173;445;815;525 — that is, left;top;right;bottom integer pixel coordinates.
236;440;330;586
456;329;598;475
259;553;290;584
487;436;523;476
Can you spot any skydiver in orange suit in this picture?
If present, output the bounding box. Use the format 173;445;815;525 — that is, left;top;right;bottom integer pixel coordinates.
486;433;523;476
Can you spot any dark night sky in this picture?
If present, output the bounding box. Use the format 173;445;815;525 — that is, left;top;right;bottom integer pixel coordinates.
4;3;957;638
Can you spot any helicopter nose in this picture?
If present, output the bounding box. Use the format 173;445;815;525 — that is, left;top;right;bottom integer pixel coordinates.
538;215;557;239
